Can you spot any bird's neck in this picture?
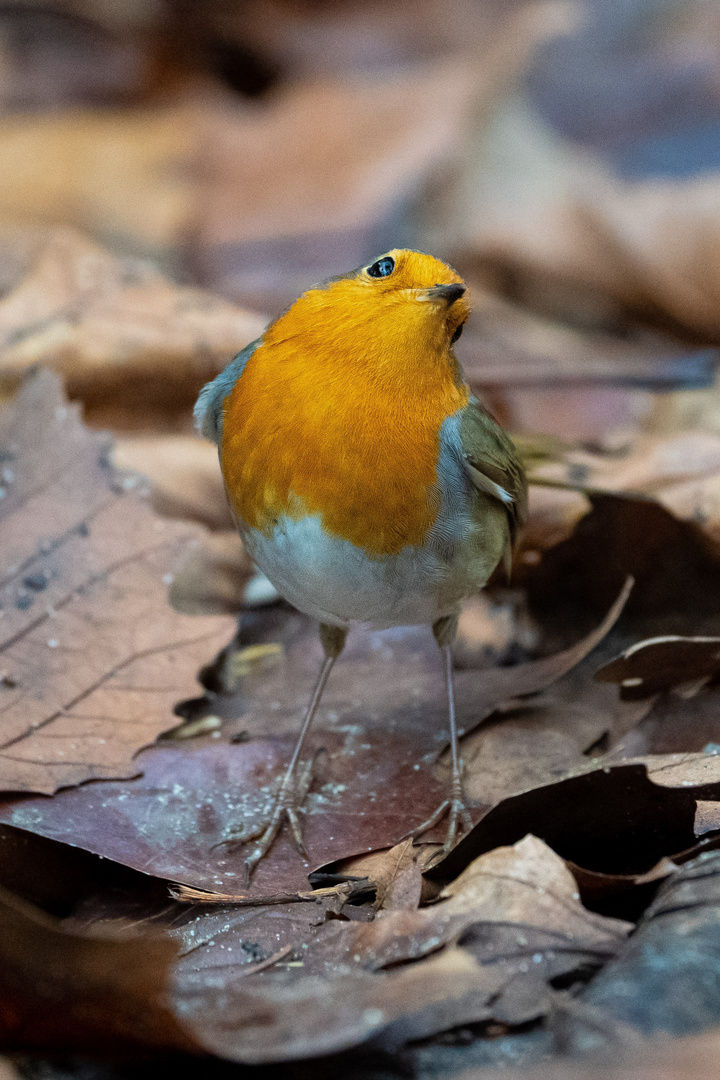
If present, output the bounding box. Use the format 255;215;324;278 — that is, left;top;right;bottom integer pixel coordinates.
220;335;469;556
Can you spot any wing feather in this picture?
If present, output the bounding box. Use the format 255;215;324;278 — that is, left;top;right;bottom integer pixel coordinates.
194;337;261;445
459;396;528;571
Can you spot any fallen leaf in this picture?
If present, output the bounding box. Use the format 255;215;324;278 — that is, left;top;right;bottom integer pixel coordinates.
613;685;720;760
164;836;628;1063
317;839;421;912
642;753;720;790
0;105;196;269
443;4;720;347
0;822;624;1065
524;493;720;640
342;835;629;977
451;667;651;815
193;41;541;314
695;801;720;838
567;856;678;924
0;226;266;413
112;436;233;531
523;430;720;554
168;530;255;617
461;295;718;393
426;759;720;923
0;882;188;1054
0;368;235;793
0;7;148;112
596;635;720;700
556;850;720;1051
176;945;505;1064
0;584;629;897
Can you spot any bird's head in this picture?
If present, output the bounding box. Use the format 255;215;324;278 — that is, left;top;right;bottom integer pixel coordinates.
265;249;470;382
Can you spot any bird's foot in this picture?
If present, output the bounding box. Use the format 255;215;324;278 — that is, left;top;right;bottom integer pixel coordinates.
405;788;474;858
215;758;314;882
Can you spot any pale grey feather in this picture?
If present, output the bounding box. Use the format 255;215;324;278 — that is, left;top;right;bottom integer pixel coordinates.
194;337;261;445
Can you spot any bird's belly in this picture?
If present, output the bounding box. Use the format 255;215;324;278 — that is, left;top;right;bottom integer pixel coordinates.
239;508;500;630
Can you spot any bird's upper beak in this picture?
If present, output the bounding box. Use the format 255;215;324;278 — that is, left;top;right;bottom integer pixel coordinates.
421;283;466;305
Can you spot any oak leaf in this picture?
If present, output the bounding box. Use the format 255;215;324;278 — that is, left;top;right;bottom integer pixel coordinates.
0;369;235;794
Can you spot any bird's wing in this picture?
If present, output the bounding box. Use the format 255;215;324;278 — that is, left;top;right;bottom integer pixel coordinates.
194;337;262;445
459;396;528;569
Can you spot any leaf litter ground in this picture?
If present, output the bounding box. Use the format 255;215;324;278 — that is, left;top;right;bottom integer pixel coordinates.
5;376;720;1068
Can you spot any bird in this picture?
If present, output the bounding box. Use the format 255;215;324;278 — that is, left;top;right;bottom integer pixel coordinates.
195;249;527;878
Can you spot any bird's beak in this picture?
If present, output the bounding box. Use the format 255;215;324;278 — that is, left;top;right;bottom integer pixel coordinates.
421;283;466;305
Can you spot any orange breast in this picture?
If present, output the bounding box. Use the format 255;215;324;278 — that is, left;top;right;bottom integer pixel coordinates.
220;307;469;558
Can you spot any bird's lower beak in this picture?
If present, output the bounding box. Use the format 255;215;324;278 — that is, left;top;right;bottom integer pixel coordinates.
422;283;467;305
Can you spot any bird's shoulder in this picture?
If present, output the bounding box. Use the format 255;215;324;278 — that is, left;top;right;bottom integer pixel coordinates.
456;395;528;543
194;336;263;445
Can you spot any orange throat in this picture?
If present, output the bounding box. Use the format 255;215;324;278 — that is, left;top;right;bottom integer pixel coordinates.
220;291;469;558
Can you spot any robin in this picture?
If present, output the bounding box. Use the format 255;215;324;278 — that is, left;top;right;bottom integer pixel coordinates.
195;249;527;877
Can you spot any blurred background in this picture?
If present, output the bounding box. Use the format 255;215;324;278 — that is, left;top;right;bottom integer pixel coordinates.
2;0;720;579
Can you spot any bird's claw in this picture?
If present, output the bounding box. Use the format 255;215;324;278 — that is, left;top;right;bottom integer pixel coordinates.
243;802;307;881
405;788;474;858
215;758;314;881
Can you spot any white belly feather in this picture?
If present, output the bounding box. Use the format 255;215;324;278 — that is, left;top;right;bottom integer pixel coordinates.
238;414;508;630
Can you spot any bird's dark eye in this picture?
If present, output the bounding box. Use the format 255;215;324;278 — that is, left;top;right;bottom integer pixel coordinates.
451;321;465;344
366;256;395;278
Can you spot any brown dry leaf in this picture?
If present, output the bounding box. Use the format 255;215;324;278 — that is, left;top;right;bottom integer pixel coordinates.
0;7;550;319
524;493;720;638
461;293;718;394
524;431;720;552
596;635;720;701
696;801;720;839
641;754;720;790
112;436;233;531
168;531;254;616
371;833;627;975
0;882;189;1054
325;839;421;912
427;759;720;916
193;17;555;313
615;676;720;762
177;944;501;1064
167;835;628;1062
307;835;628;979
558;850;720;1051
0;105;196;261
0;226;266;412
442;3;720;346
196;833;626;975
0;584;629;898
0;368;235;793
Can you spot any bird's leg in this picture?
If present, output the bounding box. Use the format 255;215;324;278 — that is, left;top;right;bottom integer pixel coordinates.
407;614;473;853
223;622;347;881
